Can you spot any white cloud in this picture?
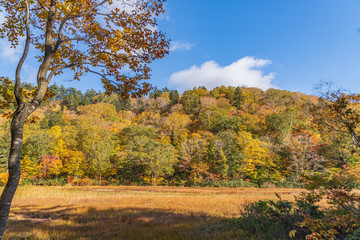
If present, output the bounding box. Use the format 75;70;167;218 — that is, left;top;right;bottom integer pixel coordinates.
170;41;194;52
169;57;276;91
0;40;22;63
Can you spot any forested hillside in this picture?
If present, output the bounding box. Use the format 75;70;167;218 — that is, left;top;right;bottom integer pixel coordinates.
0;83;358;187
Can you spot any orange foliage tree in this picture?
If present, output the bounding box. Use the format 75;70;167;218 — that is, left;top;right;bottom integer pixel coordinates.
0;0;169;237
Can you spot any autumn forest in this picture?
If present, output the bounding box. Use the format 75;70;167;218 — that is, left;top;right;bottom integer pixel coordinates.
0;82;357;188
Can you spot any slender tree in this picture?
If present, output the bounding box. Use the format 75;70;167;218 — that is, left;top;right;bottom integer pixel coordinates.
0;0;169;237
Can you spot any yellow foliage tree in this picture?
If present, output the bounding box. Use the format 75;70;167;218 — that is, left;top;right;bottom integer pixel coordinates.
21;155;42;180
63;150;86;180
48;126;67;158
237;131;279;185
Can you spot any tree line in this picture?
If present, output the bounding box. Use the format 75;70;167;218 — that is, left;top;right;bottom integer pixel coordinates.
0;83;358;187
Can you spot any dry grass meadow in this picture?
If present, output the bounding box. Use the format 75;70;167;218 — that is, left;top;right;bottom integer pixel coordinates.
1;186;305;240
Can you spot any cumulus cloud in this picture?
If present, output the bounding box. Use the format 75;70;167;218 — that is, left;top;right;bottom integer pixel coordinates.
169;57;276;91
170;41;194;52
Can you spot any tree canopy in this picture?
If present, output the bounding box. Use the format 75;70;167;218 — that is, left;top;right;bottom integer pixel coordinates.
0;0;169;98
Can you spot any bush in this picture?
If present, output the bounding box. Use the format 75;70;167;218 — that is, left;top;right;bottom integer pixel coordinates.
238;193;316;239
275;175;304;188
109;179;120;185
237;173;360;240
70;178;96;186
199;179;257;188
36;178;67;186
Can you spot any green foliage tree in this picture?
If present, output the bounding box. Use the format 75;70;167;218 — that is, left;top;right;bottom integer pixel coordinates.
209;130;243;179
233;86;244;109
59;87;83;111
78;124;115;184
180;90;201;115
48;83;60;101
169;90;180;105
266;110;296;143
82;89;99;105
149;87;162;99
213;116;242;133
40;109;64;129
125;136;177;185
120;125;177;185
22;131;52;165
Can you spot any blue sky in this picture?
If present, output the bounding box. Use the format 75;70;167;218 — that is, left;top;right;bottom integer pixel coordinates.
1;0;360;94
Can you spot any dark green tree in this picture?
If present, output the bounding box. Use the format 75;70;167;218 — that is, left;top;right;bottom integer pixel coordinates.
60;87;83;111
82;89;99;105
49;83;60;101
234;87;244;110
169;90;179;105
180;90;201;115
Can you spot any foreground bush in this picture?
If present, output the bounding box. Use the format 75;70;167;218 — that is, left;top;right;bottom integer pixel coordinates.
238;174;360;240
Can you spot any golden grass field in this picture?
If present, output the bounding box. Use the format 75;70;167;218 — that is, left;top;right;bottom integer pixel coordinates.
1;186;305;240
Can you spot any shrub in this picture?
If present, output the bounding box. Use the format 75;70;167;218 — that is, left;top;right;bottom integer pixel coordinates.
70;178;96;186
36;178;67;186
198;179;257;188
238;193;315;239
238;173;360;240
275;175;305;188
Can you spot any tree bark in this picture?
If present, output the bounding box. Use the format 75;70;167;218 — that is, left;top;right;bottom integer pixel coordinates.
0;103;33;239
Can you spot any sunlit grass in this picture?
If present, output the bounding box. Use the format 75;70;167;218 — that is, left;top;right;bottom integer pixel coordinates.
1;186;304;239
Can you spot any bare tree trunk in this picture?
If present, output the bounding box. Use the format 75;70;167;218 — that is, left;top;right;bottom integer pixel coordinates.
0;104;29;239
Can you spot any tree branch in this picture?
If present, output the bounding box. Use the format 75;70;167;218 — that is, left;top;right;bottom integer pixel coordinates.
36;0;48;11
47;53;101;82
53;0;108;52
44;0;57;55
54;0;77;50
14;0;31;106
32;0;57;105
